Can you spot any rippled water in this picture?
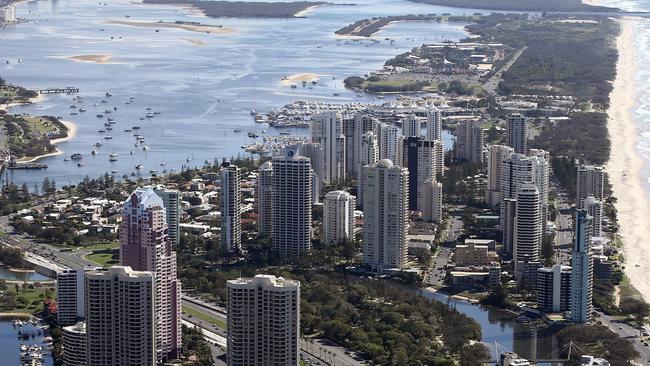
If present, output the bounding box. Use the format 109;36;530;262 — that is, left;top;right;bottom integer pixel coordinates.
1;0;477;187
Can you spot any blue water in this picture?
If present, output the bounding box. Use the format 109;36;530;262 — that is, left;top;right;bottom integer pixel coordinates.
421;289;559;362
0;267;51;281
0;320;53;366
1;0;475;187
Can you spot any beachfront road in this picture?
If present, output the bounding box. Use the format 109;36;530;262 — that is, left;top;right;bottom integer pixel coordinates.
598;311;650;364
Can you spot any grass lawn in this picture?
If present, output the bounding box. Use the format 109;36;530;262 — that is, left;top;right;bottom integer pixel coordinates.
86;251;118;267
1;286;56;314
182;305;227;330
21;116;59;136
362;79;417;88
82;242;119;251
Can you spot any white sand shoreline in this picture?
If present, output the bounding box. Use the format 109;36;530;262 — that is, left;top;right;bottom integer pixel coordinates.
606;18;650;302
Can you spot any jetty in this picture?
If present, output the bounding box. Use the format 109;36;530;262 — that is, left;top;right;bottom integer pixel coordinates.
6;159;47;170
38;87;79;95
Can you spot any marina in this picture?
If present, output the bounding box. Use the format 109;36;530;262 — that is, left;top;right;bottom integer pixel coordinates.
0;0;470;187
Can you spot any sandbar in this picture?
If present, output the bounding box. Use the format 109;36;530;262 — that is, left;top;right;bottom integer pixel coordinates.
281;73;320;86
106;19;234;34
66;54;112;63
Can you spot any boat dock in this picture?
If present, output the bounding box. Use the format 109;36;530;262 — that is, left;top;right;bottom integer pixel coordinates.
6;162;47;170
38;87;79;95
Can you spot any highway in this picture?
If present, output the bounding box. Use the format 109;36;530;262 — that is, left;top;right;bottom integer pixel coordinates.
0;216;364;366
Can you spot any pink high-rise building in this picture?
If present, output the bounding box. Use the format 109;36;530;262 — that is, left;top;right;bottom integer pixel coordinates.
120;187;181;363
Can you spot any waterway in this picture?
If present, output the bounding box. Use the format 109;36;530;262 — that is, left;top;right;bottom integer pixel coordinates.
0;320;53;366
0;266;51;281
421;289;561;363
1;0;473;187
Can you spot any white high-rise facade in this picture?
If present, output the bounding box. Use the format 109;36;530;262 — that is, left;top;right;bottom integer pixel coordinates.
500;153;535;227
272;146;313;257
403;113;421;137
312;111;346;184
422;178;443;223
529;149;550;233
256;161;273;237
227;275;300;366
154;186;181;247
57;268;85;326
362;160;409;272
570;210;593;323
486;145;514;207
220;161;242;252
426;108;442;142
455;120;484;164
513;183;542;277
358;131;379;207
584;195;604;237
350;112;377;179
577;165;605;209
62;321;87;366
323;190;356;244
85;266;156;366
506;113;528;155
378;123;400;164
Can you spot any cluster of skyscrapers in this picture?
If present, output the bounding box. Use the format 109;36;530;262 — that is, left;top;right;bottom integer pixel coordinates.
485;113;602;323
253;109;446;273
58;187;182;366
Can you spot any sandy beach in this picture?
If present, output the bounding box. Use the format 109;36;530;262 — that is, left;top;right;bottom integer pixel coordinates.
281;73;320;86
66;54;112;63
0;93;43;113
606;18;650;302
107;19;234;34
294;4;324;17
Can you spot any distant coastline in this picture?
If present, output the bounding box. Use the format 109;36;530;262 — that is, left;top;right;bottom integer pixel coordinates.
141;0;328;18
404;0;619;12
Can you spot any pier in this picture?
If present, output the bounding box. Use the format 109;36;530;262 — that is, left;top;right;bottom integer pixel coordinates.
6;158;47;170
37;87;79;95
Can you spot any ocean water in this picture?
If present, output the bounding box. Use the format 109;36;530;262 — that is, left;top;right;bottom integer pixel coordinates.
1;0;474;187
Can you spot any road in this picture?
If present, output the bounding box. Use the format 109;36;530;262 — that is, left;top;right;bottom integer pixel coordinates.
0;214;364;366
483;47;527;95
181;295;364;366
425;247;451;287
598;312;650;364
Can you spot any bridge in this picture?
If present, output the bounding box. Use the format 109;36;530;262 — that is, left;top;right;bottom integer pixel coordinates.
38;87;79;95
486;340;588;365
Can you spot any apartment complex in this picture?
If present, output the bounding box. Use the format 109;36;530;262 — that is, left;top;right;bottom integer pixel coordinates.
153;186;181;247
506;113;527;155
256;161;274;237
362;160;409;272
56;268;85;326
227;275;300;366
455;120;484;164
272;146;313;257
577;165;606;209
220;161;242;252
570;210;594;323
119;187;181;362
62;321;87;366
85;266;156;366
323;190;356;244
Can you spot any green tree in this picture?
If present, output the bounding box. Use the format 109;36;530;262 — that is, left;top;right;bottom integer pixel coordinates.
460;343;491;366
